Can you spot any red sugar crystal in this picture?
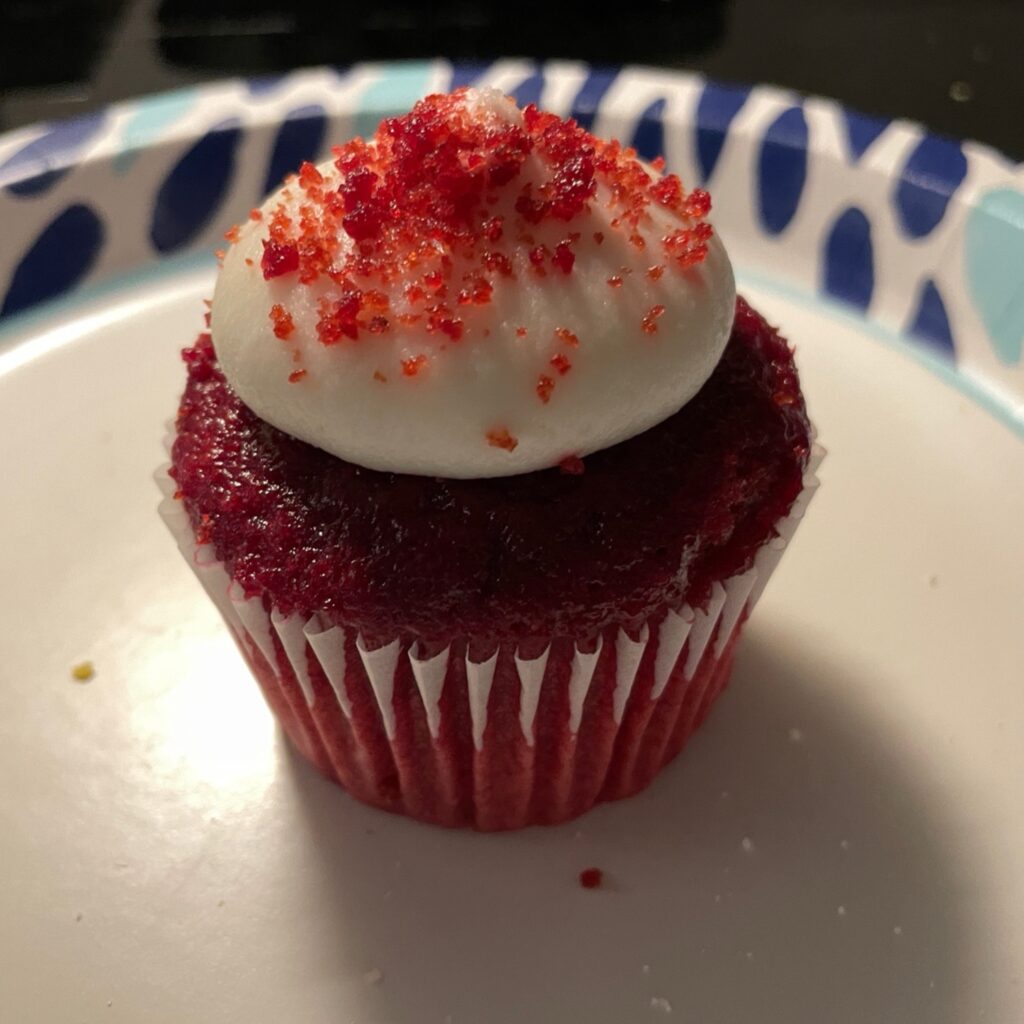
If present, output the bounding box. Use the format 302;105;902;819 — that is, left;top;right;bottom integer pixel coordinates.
288;369;307;383
536;374;555;403
224;224;240;244
607;275;623;288
559;454;585;475
516;326;528;337
647;265;665;281
554;327;579;348
249;208;263;221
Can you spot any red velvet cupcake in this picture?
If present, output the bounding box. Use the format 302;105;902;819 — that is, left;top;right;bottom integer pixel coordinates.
158;88;819;830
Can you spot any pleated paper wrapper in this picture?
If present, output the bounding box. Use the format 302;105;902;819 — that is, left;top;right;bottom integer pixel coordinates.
157;436;822;831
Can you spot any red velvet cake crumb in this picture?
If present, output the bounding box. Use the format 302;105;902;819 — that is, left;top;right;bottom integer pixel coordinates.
550;352;572;375
579;868;604;889
239;88;714;349
485;427;518;452
269;304;295;339
641;305;666;334
401;354;427;377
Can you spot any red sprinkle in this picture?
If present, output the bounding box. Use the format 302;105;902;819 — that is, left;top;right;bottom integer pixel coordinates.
516;326;528;337
486;427;518;451
224;224;240;244
536;374;555;403
249;208;263;221
579;868;603;889
554;327;579;348
607;275;623;288
559;454;585;475
288;369;307;383
647;265;665;281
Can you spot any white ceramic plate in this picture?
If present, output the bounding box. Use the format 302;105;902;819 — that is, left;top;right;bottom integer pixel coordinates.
1;62;1023;1023
1;258;1022;1023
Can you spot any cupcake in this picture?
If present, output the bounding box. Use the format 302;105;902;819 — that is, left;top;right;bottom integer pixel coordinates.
159;88;819;830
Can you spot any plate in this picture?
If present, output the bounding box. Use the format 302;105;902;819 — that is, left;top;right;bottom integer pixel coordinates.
1;62;1022;1024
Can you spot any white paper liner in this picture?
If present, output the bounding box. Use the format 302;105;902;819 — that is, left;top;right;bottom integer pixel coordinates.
156;434;822;751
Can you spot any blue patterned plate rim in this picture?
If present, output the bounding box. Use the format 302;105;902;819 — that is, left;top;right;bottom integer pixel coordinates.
0;59;1021;433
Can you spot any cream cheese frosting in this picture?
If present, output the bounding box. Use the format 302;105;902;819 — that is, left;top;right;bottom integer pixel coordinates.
211;88;735;478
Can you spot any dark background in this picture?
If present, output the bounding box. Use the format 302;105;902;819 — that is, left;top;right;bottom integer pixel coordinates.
1;0;1021;158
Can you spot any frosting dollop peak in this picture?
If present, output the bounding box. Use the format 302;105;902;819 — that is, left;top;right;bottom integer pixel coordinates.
211;87;736;478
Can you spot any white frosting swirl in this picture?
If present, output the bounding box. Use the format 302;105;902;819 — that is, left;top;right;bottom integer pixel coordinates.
211;90;735;478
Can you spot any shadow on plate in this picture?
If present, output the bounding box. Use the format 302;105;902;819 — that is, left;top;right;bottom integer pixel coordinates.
283;626;970;1024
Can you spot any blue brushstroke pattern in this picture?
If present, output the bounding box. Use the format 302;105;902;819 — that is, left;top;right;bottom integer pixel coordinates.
508;71;544;108
757;106;808;235
571;68;618;130
0;111;106;197
114;89;198;174
631;97;666;162
842;108;889;162
1;204;104;317
262;104;328;196
248;75;287;96
448;62;490;90
893;136;968;238
150;119;242;253
694;81;749;184
355;63;435;140
822;206;874;310
906;278;955;361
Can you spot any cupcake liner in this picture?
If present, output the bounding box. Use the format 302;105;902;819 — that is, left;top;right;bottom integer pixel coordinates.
157;429;822;830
